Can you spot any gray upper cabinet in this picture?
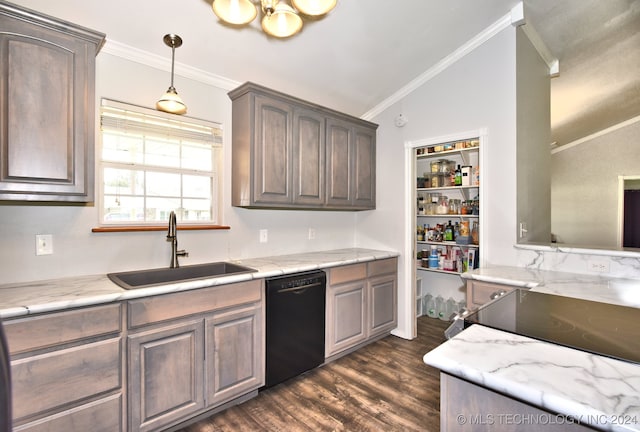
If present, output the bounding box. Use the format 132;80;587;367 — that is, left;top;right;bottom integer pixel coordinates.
326;117;376;209
229;82;377;210
0;2;104;202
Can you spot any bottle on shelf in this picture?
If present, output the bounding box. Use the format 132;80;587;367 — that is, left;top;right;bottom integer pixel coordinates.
454;165;462;186
444;220;454;242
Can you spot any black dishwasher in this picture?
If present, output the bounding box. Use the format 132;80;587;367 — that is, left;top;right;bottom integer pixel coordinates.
265;270;326;388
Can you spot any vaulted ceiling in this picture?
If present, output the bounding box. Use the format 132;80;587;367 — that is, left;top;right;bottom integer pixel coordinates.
8;0;640;147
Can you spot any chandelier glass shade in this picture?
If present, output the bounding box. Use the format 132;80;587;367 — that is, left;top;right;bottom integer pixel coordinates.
156;34;187;115
211;0;336;38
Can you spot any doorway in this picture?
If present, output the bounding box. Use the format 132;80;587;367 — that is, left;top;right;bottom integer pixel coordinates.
617;176;640;247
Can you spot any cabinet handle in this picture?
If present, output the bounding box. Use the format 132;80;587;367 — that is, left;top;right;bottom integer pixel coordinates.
489;290;507;300
276;281;324;294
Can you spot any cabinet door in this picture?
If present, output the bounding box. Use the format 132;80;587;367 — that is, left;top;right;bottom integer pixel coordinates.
325;117;376;209
368;274;397;337
206;303;263;406
325;117;352;207
325;280;367;357
0;6;102;202
293;108;325;205
128;320;204;432
352;125;376;209
253;95;293;204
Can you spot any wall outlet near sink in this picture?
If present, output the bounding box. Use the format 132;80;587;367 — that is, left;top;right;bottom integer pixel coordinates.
308;228;316;240
259;229;268;243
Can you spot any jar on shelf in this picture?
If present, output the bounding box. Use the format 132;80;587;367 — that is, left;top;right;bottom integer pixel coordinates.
448;199;460;214
436;196;449;214
471;221;479;245
430;160;441;173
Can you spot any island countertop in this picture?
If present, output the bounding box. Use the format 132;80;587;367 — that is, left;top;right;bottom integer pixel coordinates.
0;248;398;319
423;324;640;432
462;265;640;308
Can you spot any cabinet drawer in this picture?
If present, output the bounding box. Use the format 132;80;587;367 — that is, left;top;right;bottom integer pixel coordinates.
128;279;261;329
15;394;122;432
467;281;514;307
367;258;397;277
329;263;366;285
4;303;121;354
12;337;122;421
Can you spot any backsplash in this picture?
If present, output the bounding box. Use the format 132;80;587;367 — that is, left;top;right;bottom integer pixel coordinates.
515;244;640;279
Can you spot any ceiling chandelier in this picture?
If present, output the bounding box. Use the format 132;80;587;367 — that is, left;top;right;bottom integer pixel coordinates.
211;0;337;38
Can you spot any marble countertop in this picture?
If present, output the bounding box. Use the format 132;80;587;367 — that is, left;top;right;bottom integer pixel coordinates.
0;248;398;319
462;266;640;308
423;325;640;432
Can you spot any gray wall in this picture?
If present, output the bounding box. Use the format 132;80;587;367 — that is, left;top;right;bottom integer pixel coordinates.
551;119;640;247
516;26;551;244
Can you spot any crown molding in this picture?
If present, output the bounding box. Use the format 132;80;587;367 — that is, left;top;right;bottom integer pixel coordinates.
101;39;241;91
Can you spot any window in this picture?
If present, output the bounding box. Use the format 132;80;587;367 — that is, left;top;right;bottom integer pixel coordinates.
99;99;223;225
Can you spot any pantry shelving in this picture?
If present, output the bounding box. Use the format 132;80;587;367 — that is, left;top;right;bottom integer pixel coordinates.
415;138;480;276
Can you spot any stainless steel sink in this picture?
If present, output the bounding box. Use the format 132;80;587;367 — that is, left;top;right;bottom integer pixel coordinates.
108;262;257;289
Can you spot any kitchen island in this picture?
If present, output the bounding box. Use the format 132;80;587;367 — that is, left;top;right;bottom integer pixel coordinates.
425;265;640;432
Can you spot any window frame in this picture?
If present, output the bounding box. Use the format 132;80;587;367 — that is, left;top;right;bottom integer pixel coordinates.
96;99;224;228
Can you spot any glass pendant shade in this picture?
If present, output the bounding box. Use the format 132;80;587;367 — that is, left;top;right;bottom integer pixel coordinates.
261;2;303;38
157;87;187;115
291;0;336;16
212;0;257;25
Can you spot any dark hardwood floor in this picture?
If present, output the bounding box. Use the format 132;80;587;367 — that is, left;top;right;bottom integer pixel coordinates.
175;317;449;432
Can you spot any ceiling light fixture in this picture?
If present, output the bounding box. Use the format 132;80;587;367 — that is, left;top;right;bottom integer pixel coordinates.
156;34;187;115
211;0;337;38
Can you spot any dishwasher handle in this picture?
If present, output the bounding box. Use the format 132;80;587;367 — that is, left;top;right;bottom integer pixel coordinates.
276;281;324;294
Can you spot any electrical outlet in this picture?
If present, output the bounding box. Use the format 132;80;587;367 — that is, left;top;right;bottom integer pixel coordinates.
36;234;53;255
588;259;610;273
308;228;316;240
259;229;268;243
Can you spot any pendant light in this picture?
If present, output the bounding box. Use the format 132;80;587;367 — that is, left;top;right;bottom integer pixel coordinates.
156;34;187;115
211;0;337;38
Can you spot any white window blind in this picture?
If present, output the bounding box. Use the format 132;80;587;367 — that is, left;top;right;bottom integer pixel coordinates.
99;99;223;225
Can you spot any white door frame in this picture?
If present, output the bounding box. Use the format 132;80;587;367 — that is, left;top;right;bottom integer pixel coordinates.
403;128;487;337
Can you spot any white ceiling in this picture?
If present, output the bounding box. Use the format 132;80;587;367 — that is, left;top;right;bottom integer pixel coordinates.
7;0;640;147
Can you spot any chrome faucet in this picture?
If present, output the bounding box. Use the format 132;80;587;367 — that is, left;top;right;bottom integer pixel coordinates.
167;211;188;268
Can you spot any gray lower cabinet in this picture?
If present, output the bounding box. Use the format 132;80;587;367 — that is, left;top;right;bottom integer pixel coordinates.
4;304;123;432
229;81;376;210
128;320;205;432
440;374;591;431
466;280;516;310
0;2;104;202
206;303;263;406
126;279;264;432
325;258;398;359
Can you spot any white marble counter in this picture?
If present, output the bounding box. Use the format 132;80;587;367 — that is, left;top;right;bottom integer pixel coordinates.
423;325;640;432
463;266;640;308
0;248;398;319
